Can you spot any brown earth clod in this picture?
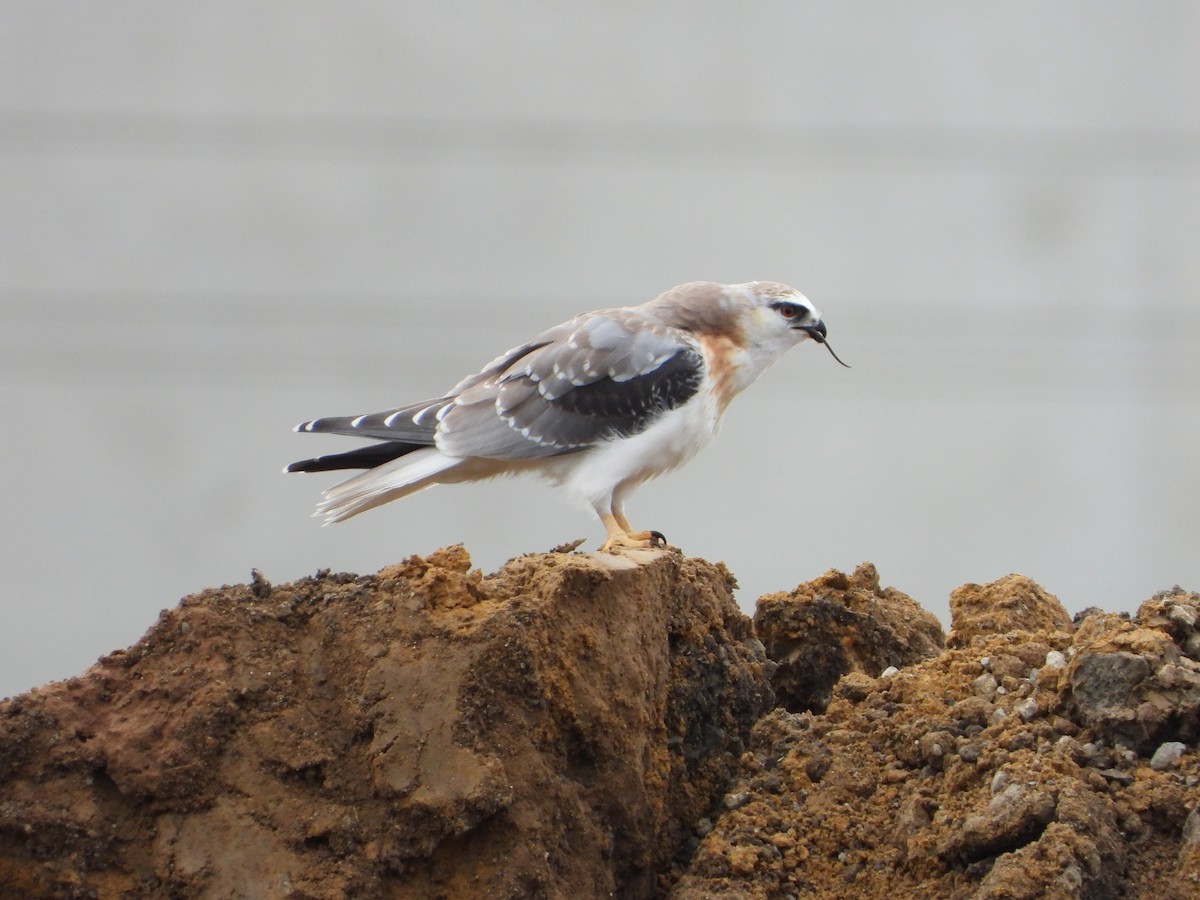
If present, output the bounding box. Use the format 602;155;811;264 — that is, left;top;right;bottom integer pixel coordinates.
1;555;1197;900
0;547;771;898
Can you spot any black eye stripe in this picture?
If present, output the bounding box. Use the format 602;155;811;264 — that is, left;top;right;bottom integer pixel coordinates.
770;301;804;318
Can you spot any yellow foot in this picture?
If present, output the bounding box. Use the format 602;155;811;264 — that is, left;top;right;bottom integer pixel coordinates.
599;529;668;553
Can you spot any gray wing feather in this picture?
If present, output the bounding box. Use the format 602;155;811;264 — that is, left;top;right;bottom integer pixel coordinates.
296;398;449;443
293;333;563;441
437;310;702;459
297;308;704;462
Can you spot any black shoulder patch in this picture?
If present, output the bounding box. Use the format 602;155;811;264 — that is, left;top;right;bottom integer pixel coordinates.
550;348;704;439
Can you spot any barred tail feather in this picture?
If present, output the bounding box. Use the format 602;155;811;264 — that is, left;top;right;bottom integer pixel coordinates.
315;447;463;524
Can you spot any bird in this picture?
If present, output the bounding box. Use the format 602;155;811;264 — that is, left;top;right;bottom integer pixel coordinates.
286;280;846;552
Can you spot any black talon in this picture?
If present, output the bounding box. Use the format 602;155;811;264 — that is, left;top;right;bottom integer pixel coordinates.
648;530;667;548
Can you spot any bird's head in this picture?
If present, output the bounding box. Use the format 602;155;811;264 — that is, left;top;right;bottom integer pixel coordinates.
645;281;849;368
736;282;850;367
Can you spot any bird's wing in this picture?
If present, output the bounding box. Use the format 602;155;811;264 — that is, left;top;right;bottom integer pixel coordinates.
292;325;574;443
436;309;704;459
296;309;705;461
294;326;576;446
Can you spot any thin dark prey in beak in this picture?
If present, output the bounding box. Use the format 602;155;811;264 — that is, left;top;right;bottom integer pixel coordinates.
804;329;851;368
818;339;851;368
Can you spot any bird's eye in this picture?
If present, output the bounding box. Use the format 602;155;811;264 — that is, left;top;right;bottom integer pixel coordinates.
774;302;801;319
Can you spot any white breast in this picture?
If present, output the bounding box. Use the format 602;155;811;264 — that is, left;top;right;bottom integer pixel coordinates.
548;389;722;511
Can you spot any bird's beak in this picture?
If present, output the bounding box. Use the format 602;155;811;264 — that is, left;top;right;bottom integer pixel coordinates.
797;319;827;343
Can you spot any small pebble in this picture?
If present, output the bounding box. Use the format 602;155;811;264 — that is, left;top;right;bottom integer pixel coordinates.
1166;604;1197;628
1014;698;1039;722
1185;634;1200;659
990;770;1010;794
1150;741;1187;771
880;666;899;678
973;673;998;697
723;791;750;810
1044;650;1067;669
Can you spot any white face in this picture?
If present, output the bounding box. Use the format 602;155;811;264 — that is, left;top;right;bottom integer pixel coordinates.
743;291;825;358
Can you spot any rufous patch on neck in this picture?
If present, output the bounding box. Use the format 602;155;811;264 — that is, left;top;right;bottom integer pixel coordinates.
696;333;745;414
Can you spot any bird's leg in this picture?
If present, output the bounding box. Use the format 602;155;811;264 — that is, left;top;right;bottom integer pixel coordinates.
612;508;634;532
597;506;667;553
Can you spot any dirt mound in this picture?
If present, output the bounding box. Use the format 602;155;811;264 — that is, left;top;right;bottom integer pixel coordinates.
755;562;945;713
672;574;1200;899
2;553;1197;899
0;547;771;898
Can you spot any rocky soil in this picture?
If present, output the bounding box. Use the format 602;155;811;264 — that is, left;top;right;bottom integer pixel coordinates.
1;548;1197;899
675;567;1200;899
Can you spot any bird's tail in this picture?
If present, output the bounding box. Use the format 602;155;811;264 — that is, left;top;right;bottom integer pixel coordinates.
286;440;426;474
314;447;462;524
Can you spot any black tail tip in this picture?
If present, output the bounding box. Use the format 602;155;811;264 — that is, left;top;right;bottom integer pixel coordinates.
285;457;337;474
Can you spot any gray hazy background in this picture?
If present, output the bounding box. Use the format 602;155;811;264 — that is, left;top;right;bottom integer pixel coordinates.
2;2;1198;699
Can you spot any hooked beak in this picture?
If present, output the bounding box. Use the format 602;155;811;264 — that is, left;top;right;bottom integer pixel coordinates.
797;319;827;342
